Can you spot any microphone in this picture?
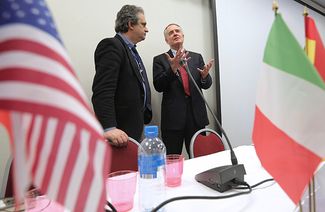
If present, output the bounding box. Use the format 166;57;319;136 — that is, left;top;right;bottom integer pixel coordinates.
180;59;246;192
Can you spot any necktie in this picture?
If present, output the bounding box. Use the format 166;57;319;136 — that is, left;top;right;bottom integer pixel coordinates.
131;46;151;109
131;46;145;79
179;65;190;96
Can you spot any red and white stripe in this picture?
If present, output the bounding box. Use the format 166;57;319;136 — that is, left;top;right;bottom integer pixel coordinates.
0;24;110;211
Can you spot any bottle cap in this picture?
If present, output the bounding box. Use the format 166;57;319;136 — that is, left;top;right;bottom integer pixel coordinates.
144;125;158;137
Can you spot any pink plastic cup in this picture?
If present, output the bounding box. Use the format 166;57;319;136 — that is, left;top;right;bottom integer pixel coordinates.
25;189;53;212
106;170;137;212
165;154;184;187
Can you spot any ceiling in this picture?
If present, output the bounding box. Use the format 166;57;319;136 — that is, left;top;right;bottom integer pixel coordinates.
311;0;325;8
295;0;325;15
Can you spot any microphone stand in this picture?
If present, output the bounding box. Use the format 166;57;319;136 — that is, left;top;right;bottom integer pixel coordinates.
181;60;246;192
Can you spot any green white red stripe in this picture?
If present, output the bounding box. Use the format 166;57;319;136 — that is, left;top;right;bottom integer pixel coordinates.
253;14;325;204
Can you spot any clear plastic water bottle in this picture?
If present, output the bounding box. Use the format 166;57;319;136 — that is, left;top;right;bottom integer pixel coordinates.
138;125;166;212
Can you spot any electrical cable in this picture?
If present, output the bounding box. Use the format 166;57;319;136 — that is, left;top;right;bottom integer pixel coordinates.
235;178;274;190
105;201;117;212
251;178;274;188
151;178;273;212
151;179;251;212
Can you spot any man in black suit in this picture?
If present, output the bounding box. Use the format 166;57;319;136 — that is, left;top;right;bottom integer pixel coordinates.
153;23;214;155
92;5;152;146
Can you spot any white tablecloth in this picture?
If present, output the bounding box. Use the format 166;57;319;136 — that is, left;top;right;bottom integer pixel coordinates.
1;145;297;211
132;145;296;212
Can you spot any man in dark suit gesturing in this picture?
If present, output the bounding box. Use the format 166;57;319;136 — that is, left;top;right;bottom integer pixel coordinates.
92;5;152;146
153;23;214;155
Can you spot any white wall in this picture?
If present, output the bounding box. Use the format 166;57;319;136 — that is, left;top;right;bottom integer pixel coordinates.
216;0;325;147
0;126;11;198
1;0;325;182
0;0;214;185
46;0;215;130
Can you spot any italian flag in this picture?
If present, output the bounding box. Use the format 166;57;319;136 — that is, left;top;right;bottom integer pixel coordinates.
253;14;325;204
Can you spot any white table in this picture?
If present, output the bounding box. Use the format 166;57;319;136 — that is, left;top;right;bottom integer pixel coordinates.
1;146;297;211
132;145;296;212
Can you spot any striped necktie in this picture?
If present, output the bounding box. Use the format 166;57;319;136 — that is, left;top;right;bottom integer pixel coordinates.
131;46;151;108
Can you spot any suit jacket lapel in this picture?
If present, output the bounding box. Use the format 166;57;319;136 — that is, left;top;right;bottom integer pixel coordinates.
115;35;143;85
115;35;151;111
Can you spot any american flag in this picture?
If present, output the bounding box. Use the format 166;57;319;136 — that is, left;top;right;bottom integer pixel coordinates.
0;0;110;211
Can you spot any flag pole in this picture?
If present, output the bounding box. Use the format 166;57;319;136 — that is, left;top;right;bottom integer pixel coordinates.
272;0;279;15
298;201;303;212
303;6;308;16
308;176;316;212
312;176;316;212
303;7;316;212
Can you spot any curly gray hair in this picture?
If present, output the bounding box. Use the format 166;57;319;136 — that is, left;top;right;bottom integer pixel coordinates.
115;5;144;33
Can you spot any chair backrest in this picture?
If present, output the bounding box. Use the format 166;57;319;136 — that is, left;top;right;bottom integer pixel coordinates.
109;137;140;173
189;128;225;159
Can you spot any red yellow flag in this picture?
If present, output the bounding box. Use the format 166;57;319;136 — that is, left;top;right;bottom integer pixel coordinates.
305;15;325;82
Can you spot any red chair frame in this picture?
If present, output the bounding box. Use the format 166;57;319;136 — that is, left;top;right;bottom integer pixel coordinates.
189;128;225;159
109;137;140;173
